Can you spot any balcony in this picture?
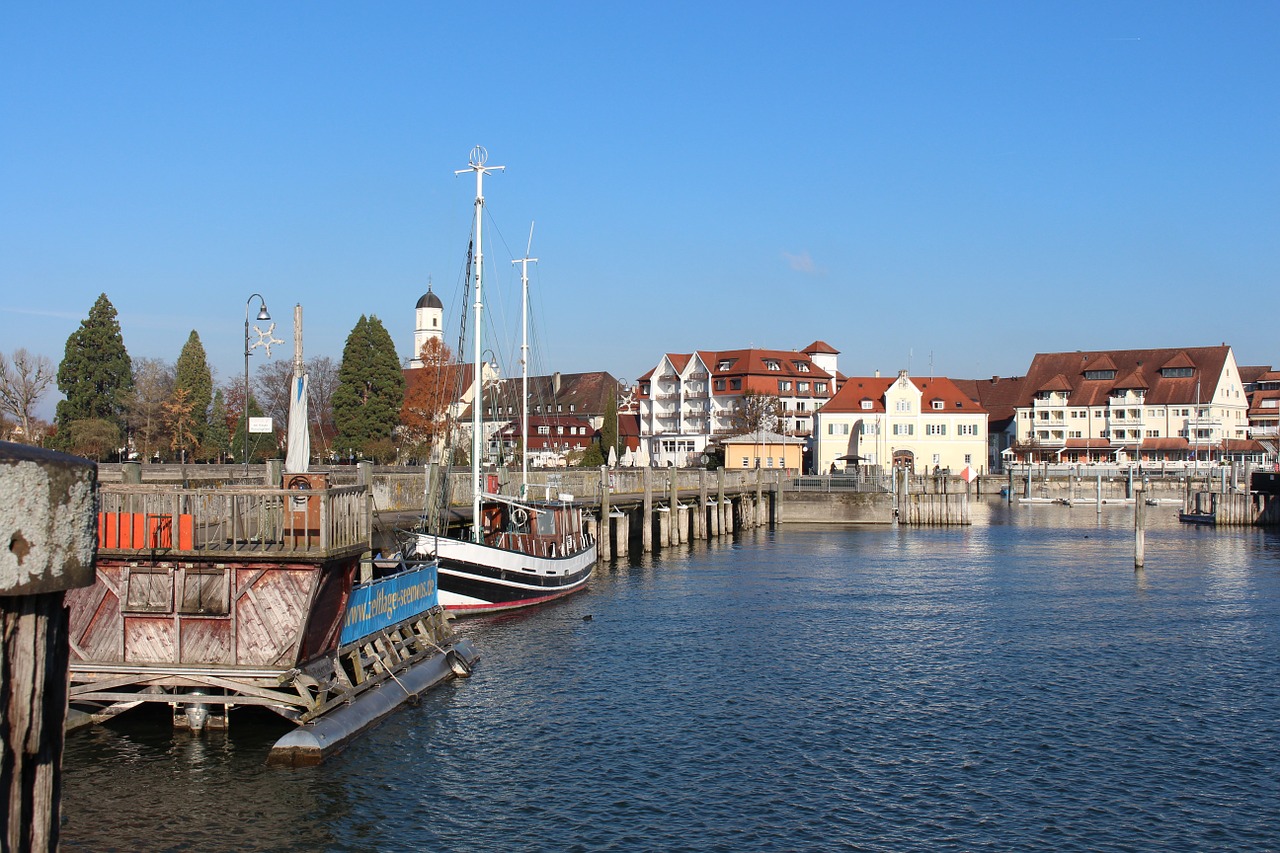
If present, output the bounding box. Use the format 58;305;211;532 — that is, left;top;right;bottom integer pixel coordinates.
688;371;708;380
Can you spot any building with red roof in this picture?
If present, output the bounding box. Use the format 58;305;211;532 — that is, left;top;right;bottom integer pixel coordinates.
814;370;988;474
636;343;837;467
1009;345;1257;465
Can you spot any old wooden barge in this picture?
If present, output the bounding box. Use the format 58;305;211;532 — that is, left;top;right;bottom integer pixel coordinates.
65;480;477;765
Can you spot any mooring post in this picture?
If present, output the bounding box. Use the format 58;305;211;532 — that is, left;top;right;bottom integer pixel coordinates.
1134;485;1146;569
1096;472;1103;514
716;467;726;537
615;511;630;558
668;470;679;545
774;470;782;526
747;466;757;525
599;466;611;561
641;466;653;553
696;469;707;540
1;443;97;853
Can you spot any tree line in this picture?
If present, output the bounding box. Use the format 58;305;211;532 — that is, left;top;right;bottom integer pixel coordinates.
0;293;624;467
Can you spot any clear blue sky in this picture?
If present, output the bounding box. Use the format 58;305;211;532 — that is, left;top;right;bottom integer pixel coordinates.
3;2;1277;417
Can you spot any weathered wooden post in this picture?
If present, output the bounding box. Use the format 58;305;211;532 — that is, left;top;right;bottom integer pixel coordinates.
755;468;763;528
641;466;653;553
1134;485;1146;569
1;443;97;853
696;470;707;540
715;467;726;537
599;466;611;561
615;509;630;558
668;471;679;546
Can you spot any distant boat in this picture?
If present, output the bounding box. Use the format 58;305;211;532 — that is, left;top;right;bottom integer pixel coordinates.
410;147;596;616
1178;510;1216;526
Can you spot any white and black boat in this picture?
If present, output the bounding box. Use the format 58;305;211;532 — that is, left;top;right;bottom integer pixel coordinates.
411;147;596;615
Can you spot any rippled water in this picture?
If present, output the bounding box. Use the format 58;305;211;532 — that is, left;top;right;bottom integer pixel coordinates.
62;504;1280;851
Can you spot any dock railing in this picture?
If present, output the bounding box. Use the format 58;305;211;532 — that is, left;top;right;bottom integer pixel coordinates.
97;483;370;555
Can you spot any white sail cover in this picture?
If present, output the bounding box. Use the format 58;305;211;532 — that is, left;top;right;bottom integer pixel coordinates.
285;373;310;473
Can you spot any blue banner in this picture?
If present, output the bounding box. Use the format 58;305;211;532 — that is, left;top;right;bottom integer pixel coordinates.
340;564;438;645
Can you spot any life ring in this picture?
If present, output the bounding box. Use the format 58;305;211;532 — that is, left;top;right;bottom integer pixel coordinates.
512;507;529;527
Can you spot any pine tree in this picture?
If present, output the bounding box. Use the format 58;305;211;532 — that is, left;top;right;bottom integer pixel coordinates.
174;330;213;446
54;294;133;450
333;315;405;456
601;390;619;461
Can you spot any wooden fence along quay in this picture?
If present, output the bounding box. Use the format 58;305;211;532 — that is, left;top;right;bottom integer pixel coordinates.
65;474;477;766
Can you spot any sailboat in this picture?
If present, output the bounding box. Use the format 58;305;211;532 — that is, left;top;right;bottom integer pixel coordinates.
409;146;596;615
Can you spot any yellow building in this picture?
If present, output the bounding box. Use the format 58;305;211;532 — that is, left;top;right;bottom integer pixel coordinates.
813;370;988;474
720;430;806;471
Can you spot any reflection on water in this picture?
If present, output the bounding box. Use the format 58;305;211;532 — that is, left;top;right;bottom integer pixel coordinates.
63;508;1280;852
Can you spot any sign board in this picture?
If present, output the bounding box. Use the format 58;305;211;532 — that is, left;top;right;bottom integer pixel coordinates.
249;417;273;434
339;564;438;645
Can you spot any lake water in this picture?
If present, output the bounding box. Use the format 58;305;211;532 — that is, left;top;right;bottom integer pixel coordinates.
61;503;1280;851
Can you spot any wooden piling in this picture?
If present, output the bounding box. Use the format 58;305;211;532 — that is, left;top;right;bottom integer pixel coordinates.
668;472;679;546
599;466;611;561
615;511;630;557
642;467;653;553
1134;487;1146;569
716;468;726;537
696;470;707;540
0;443;97;853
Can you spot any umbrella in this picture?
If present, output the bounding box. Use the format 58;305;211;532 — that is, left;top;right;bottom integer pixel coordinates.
285;372;310;473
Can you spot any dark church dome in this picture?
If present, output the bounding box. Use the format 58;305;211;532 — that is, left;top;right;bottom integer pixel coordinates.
416;288;442;310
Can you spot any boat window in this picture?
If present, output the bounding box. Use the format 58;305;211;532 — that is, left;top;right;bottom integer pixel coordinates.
536;510;556;536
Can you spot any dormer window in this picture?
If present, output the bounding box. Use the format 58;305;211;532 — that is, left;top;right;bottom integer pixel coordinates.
796;362;810;372
717;360;732;370
932;399;944;410
861;399;873;410
765;360;781;371
1160;367;1194;378
1084;369;1116;380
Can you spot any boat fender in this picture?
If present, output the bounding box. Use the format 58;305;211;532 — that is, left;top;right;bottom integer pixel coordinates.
446;649;473;678
548;542;557;558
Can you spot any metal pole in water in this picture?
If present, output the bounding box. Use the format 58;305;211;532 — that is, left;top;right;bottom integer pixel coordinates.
1096;471;1103;515
1134;486;1146;569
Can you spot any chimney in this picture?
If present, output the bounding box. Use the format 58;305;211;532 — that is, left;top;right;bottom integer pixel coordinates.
553;371;561;394
874;369;880;378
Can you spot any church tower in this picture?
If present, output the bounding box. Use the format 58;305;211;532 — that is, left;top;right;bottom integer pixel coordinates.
410;283;444;368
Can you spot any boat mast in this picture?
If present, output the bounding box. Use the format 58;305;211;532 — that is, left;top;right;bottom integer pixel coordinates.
456;146;504;543
513;222;537;499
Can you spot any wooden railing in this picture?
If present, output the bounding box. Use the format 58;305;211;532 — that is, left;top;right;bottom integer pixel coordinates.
97;484;370;556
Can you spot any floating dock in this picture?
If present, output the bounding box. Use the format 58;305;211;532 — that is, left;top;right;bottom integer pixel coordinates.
65;481;477;764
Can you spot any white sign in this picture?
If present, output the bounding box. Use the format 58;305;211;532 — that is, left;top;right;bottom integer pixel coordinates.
249;417;274;434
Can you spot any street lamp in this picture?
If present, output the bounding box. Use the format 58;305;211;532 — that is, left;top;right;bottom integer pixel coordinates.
244;294;271;475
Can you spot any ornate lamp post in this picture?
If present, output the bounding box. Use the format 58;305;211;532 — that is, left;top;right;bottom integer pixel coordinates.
243;294;275;475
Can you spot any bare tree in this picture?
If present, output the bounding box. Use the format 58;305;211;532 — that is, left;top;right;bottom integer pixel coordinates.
307;356;339;456
0;348;56;444
731;390;784;435
254;359;294;450
127;358;174;461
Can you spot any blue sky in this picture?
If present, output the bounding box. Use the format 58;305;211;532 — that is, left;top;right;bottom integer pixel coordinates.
3;2;1278;417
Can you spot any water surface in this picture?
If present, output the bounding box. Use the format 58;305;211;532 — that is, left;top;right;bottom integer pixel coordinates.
63;505;1280;851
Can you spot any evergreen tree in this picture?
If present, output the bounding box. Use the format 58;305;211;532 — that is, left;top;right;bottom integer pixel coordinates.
54;294;133;450
579;440;606;467
201;389;232;462
333;315;405;456
601;391;619;461
174;330;213;446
